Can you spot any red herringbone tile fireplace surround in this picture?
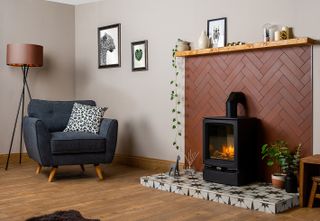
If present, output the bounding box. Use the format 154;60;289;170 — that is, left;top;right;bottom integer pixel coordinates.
185;46;312;180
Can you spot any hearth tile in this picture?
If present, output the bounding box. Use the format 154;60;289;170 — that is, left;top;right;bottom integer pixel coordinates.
186;176;201;182
208;192;231;204
153;180;171;192
154;173;170;181
171;178;187;185
221;194;231;205
200;182;212;190
275;199;292;213
189;188;209;200
276;196;299;213
208;192;226;204
253;200;275;214
243;198;254;209
140;172;298;214
171;185;189;196
207;185;228;193
189;181;204;189
140;176;154;188
292;195;299;205
222;189;248;198
229;196;253;209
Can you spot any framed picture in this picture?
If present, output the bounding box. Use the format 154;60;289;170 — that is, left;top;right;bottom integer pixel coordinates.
98;23;121;68
131;40;148;71
207;17;227;48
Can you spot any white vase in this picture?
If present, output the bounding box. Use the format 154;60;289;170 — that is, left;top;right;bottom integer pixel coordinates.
198;31;209;49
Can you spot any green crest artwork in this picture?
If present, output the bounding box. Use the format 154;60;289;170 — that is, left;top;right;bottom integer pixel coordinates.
135;49;143;61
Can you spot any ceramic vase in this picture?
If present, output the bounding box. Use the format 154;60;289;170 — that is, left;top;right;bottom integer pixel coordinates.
285;172;298;193
198;31;209;49
271;173;286;189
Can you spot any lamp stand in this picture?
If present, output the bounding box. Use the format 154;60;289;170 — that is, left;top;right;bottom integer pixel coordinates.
5;65;32;170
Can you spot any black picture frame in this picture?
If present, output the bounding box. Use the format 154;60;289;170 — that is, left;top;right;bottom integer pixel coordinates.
131;40;148;71
98;23;121;68
207;17;227;47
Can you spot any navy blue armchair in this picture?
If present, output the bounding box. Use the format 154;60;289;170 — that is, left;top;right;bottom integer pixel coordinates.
23;99;118;182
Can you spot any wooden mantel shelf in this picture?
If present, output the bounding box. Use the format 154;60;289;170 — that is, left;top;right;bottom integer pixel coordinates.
175;37;316;57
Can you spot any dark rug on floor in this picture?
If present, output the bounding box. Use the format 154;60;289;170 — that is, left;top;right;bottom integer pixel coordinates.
26;210;100;221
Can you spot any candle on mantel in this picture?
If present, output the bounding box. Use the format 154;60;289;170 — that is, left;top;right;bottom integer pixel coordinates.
274;31;280;41
282;26;290;39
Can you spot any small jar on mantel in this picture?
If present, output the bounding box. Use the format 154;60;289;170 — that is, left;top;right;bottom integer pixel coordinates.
268;25;278;41
281;26;290;39
263;23;271;42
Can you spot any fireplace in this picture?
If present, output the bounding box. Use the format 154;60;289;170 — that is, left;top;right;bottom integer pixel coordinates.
203;92;259;186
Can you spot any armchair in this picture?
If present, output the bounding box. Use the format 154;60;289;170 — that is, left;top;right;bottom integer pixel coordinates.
23;99;118;182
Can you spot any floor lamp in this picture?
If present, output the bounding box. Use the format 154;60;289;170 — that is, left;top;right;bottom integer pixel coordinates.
5;44;43;170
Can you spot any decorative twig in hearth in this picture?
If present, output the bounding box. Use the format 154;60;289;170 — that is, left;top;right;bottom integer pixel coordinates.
185;149;199;169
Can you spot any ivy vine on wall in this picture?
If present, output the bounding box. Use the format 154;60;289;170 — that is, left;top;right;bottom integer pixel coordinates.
170;44;182;150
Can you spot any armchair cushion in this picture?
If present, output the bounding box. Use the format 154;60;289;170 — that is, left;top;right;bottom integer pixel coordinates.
63;103;107;134
28;99;96;132
51;131;106;154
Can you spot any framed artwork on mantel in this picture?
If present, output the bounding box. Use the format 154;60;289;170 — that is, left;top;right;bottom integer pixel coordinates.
98;23;121;68
207;17;227;48
131;40;148;71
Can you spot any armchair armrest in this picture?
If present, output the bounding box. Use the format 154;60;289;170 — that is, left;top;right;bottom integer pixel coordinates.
99;118;118;163
23;117;53;166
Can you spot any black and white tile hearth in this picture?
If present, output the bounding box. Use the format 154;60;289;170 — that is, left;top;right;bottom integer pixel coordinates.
140;171;299;214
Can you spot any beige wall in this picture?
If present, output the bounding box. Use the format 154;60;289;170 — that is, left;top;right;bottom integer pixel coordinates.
0;0;75;153
1;0;319;160
75;0;320;162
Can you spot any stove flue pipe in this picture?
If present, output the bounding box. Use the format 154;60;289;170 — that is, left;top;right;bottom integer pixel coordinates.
226;92;247;118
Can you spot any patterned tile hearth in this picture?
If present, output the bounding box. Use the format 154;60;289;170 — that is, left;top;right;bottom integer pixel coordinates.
140;171;299;214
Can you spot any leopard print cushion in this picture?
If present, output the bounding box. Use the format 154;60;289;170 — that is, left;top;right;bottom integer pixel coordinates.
63;103;107;134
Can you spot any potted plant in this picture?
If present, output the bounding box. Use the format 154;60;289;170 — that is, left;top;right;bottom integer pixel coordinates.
261;140;302;191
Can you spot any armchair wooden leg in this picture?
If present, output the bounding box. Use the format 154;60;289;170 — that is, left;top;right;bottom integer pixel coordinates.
80;164;85;172
48;166;58;182
35;164;42;174
95;164;104;180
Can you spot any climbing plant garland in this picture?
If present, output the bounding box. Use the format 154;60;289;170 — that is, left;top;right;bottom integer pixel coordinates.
170;44;182;150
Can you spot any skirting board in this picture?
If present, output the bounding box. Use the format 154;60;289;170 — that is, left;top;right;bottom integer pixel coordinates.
113;154;185;172
0;153;184;172
0;153;31;164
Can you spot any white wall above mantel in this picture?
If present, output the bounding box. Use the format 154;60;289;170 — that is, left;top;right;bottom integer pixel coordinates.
75;0;320;162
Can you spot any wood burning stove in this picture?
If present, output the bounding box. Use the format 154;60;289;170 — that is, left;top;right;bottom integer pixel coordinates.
203;92;259;186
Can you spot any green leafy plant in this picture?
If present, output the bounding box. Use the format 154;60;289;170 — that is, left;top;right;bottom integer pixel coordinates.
170;43;182;150
261;140;302;174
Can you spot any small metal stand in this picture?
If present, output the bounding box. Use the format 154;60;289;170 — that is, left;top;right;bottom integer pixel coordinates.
5;65;32;170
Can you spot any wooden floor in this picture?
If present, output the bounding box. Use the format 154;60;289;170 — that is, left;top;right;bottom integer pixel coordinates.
0;162;319;221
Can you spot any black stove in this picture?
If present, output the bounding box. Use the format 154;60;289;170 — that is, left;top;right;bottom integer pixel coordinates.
203;92;259;186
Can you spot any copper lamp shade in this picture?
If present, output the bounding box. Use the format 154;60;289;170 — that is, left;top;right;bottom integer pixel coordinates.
6;44;43;67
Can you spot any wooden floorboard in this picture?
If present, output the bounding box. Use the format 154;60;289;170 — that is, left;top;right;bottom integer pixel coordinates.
0;161;319;221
